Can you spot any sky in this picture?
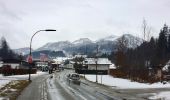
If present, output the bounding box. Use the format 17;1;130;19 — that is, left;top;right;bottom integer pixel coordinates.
0;0;170;49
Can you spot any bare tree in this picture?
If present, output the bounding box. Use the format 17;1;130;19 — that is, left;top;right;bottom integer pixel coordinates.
142;19;147;41
142;18;152;41
146;27;152;41
117;35;128;52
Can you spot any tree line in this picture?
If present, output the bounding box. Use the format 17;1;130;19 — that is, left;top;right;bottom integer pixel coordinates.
0;37;20;60
109;24;170;82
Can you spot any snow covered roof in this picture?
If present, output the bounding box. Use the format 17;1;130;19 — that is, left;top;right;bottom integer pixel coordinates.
53;57;68;62
84;58;112;65
109;64;116;69
163;65;169;71
163;60;170;71
74;54;87;58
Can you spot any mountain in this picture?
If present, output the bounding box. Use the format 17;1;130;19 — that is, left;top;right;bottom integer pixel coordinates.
13;47;31;55
116;34;143;48
37;41;72;51
18;34;143;56
97;35;118;42
72;38;93;45
24;50;66;59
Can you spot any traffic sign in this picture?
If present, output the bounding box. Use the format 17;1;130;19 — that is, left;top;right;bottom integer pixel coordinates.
27;55;33;64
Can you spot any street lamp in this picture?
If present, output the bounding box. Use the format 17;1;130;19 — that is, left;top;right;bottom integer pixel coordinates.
28;29;56;81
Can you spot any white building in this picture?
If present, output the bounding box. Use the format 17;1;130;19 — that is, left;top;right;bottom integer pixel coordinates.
74;54;87;58
1;59;21;69
84;58;112;71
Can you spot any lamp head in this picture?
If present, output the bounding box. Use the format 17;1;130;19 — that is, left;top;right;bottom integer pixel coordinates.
45;29;56;31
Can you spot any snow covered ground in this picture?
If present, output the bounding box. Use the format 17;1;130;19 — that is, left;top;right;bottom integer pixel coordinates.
0;71;47;89
85;75;170;99
149;92;170;100
85;75;170;89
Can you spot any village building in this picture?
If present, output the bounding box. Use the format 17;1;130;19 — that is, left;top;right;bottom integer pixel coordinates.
76;58;112;75
0;59;21;69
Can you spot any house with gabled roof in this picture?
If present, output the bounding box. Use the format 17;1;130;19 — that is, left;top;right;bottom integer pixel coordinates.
76;58;112;75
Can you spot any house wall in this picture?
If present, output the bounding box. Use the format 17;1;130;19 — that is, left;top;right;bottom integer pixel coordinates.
87;64;109;70
66;64;74;69
155;70;162;79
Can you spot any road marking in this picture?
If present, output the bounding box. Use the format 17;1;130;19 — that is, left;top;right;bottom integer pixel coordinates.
39;80;48;100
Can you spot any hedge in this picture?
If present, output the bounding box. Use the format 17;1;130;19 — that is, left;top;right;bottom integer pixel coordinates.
0;67;37;76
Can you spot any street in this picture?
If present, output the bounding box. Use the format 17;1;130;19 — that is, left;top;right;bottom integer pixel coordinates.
17;69;170;100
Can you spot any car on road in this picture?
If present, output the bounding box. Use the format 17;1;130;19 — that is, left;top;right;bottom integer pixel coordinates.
67;73;81;85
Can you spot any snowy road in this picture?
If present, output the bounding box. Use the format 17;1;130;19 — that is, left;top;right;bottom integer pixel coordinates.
49;70;147;100
16;69;170;100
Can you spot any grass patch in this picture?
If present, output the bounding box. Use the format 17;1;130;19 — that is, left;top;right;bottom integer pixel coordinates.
0;80;31;100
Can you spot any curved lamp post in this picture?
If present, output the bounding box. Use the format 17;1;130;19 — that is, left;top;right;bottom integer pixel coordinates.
28;29;56;81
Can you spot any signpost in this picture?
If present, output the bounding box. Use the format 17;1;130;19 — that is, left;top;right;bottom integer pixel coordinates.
28;55;33;64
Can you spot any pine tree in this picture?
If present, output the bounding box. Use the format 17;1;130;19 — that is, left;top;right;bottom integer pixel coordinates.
157;29;168;64
168;35;170;52
0;37;16;59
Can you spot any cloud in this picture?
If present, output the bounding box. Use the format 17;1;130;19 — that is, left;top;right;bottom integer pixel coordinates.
0;1;21;21
0;0;170;49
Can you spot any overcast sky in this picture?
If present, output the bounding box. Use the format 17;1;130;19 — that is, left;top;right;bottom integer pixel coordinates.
0;0;170;49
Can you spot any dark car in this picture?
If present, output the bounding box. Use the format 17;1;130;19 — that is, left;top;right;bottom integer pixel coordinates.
67;73;81;85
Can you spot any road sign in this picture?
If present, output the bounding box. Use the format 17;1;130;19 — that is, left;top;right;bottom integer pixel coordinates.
27;55;33;64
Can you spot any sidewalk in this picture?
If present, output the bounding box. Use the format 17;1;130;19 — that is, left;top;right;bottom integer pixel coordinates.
17;74;49;100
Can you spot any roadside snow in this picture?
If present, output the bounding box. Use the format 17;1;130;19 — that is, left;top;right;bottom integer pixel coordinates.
0;80;10;89
85;75;170;89
0;71;47;89
149;92;170;100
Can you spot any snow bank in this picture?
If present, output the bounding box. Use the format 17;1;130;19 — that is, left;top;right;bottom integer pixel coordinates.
0;71;47;88
85;75;170;89
0;80;11;89
149;92;170;100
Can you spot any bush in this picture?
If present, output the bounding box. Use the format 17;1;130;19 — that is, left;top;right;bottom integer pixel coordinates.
1;67;37;76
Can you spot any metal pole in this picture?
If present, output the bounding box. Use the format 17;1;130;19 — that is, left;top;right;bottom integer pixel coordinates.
29;30;42;81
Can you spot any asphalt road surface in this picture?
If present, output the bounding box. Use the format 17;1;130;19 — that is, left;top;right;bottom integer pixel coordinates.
17;73;49;100
17;69;170;100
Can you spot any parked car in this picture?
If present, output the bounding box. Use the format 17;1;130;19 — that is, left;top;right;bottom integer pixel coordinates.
67;73;81;85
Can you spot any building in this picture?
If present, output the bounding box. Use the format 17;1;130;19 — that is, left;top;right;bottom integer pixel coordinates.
74;54;87;58
149;65;163;81
84;58;112;70
1;59;21;69
76;58;112;75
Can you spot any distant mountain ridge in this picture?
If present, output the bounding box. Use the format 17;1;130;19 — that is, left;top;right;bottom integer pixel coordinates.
13;47;31;55
72;38;93;45
15;34;143;56
36;34;143;55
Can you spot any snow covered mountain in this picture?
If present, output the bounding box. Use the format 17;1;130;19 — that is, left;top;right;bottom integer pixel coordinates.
13;47;31;55
37;41;72;51
72;38;93;45
116;34;143;48
97;35;118;42
18;34;143;55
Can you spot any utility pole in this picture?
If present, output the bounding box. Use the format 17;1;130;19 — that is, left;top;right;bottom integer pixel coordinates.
95;44;99;83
